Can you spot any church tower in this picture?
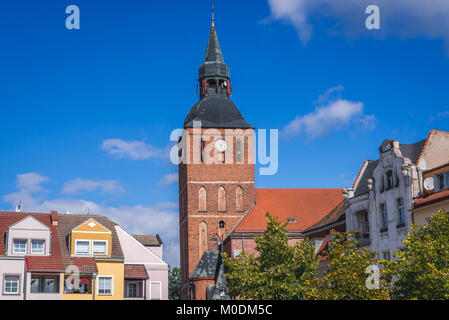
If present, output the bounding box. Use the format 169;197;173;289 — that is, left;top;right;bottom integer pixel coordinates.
178;15;256;299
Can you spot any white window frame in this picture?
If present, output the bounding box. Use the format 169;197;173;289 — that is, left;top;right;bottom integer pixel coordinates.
97;276;114;295
3;275;20;295
92;240;108;256
31;239;45;254
74;240;91;255
12;239;27;254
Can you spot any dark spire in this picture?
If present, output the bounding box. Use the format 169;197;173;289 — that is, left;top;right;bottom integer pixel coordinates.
204;23;224;64
198;11;230;86
185;9;252;129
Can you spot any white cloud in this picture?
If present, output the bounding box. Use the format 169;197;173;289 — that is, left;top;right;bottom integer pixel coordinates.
16;173;49;193
428;111;449;123
61;178;125;196
101;139;166;160
282;86;376;139
40;199;179;268
267;0;449;51
158;173;178;186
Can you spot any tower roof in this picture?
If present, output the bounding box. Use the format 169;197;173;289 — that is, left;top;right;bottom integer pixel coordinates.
198;23;230;80
184;95;253;128
204;24;224;64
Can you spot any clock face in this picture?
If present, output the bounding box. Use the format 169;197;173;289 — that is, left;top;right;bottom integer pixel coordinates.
214;139;228;153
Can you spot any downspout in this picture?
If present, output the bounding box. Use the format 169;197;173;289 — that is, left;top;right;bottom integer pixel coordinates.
23;260;27;300
92;273;97;300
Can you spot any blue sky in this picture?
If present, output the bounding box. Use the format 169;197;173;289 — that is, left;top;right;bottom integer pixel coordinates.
1;0;448;267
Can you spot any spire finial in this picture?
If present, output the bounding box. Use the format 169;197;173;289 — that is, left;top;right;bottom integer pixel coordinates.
212;1;215;26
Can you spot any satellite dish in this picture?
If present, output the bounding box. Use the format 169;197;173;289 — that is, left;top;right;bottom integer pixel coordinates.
424;177;435;191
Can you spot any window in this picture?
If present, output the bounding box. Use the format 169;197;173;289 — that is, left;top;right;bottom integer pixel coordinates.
380;203;388;232
63;275;92;294
128;283;138;297
93;241;107;255
219;220;225;228
437;172;449;191
235;186;243;212
397;198;405;227
75;240;90;255
233;250;241;259
200;140;205;163
4;276;19;294
98;276;113;295
31;240;45;254
31;275;59;293
13;240;27;254
386;170;393;190
218;186;226;212
198;187;207;212
126;281;143;298
199;221;208;257
382;251;391;261
236;138;243;164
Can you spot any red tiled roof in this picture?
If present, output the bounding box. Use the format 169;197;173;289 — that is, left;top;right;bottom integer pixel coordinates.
233;188;343;233
124;264;149;279
304;201;345;234
0;212;64;271
63;257;98;273
414;189;449;208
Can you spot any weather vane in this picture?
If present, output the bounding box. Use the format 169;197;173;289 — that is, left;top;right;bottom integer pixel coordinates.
212;1;215;25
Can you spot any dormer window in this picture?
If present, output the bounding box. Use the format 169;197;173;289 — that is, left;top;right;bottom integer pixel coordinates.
75;240;90;255
31;240;45;254
13;239;27;254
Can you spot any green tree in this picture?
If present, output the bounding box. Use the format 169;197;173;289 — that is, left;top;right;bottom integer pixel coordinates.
168;266;181;300
222;212;319;300
304;230;390;300
384;209;449;299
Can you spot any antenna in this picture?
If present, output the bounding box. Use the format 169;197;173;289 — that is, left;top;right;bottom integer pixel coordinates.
15;200;22;213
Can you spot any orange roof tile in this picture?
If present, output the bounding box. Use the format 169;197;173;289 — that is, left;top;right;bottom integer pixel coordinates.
233;188;343;233
124;264;149;279
414;189;449;208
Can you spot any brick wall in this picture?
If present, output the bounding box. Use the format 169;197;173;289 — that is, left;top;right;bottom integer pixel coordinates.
179;127;256;299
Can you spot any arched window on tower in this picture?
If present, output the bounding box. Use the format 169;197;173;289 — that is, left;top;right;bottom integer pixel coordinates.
236;186;243;212
236;138;243;164
199;221;208;258
218;186;226;212
199;187;207;212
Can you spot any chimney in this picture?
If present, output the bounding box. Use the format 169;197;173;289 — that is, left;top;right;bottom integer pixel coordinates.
50;211;58;226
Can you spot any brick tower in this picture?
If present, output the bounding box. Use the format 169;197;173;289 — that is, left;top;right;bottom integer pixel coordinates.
178;17;256;299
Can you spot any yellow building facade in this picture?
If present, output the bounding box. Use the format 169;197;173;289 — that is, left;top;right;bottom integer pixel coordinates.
61;218;124;300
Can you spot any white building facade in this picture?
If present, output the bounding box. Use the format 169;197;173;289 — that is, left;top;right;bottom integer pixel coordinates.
344;130;449;259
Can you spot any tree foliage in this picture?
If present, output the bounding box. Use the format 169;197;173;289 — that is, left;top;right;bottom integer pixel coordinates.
168;266;181;300
222;212;319;300
304;230;390;300
384;209;449;299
